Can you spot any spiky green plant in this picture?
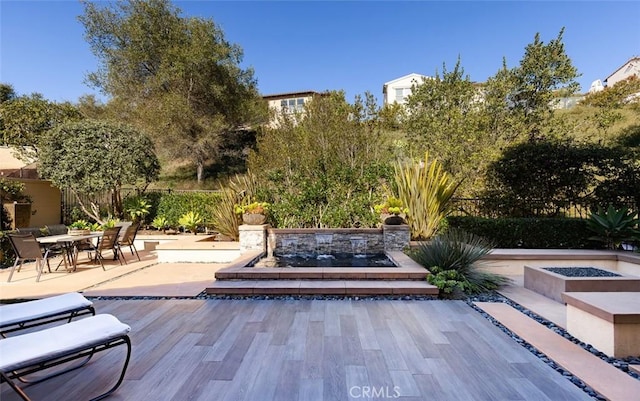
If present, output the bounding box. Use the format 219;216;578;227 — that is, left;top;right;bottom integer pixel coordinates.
178;211;203;235
411;229;510;297
394;152;460;240
586;205;639;250
210;188;240;241
151;215;170;231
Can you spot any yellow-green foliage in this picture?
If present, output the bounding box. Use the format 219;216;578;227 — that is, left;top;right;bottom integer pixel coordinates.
394;153;460;240
210;188;240;241
178;211;203;234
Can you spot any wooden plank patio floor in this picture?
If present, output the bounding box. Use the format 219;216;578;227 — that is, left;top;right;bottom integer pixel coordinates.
1;299;593;401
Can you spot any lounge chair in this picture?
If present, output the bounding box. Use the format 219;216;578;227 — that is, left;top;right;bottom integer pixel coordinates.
0;314;131;401
0;292;95;338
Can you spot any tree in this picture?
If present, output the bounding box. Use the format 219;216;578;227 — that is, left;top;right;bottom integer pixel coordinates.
38;120;160;223
79;0;263;183
508;28;580;141
0;92;82;161
249;91;395;228
403;59;491;195
0;83;16;104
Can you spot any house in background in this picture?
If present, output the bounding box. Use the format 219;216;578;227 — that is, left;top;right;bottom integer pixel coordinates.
0;146;61;228
262;91;326;127
604;56;640;87
382;73;430;106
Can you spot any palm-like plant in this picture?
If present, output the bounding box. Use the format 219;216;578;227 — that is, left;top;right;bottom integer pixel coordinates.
411;229;510;297
586;205;639;250
394;152;460;240
210;188;241;241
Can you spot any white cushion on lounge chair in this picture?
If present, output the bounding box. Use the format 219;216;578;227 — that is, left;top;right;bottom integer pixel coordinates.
0;292;93;327
0;314;130;372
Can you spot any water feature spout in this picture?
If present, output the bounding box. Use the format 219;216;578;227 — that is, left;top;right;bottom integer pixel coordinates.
315;233;334;256
350;237;367;257
281;238;298;256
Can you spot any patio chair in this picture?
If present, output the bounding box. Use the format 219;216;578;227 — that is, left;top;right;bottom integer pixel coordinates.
0;314;131;401
117;222;140;262
78;226;124;269
0;292;95;338
7;233;58;282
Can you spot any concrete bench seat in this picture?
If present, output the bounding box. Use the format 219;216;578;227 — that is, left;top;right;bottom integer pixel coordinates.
562;292;640;357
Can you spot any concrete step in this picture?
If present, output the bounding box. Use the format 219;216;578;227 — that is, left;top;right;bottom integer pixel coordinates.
206;280;439;296
215;267;428;281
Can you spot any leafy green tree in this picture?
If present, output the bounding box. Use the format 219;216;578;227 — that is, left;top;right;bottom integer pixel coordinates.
508;28;580;141
249;91;394;228
79;0;263;183
0;83;16;104
481;139;634;217
403;59;496;195
38;120;160;223
0;92;82;161
582;76;640;109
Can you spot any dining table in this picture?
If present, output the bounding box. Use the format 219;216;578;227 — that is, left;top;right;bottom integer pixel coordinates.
37;232;104;272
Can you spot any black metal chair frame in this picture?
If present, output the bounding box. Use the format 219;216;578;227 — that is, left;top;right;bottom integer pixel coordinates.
0;304;96;338
0;330;131;401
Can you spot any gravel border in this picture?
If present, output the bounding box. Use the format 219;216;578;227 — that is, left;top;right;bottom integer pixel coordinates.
84;291;640;400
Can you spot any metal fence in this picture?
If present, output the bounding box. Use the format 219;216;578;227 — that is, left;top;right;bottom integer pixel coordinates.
449;197;638;219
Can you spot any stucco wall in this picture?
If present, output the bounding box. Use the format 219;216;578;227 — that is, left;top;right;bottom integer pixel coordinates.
22;180;61;227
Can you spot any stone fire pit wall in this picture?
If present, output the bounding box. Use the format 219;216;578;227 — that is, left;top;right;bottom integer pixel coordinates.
239;225;411;256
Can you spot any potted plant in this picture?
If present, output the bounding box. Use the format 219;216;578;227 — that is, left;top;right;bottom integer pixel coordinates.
68;220;92;236
374;197;409;225
234;201;269;225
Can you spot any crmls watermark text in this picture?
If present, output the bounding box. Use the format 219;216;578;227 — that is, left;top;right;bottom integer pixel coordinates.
349;386;401;399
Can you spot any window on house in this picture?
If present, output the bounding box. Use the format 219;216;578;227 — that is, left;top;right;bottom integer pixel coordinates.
395;88;404;103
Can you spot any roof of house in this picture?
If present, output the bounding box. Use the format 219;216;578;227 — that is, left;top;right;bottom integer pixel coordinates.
262;91;325;100
382;73;430;93
604;56;640;83
0;147;40;179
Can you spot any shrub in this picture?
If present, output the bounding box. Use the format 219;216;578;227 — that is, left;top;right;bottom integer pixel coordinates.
409;229;510;298
447;216;600;249
156;192;221;228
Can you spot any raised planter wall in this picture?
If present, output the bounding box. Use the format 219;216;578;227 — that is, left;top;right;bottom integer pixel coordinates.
259;226;410;257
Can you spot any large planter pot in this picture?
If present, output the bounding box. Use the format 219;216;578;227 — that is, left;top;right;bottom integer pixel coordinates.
242;213;267;225
381;213;406;225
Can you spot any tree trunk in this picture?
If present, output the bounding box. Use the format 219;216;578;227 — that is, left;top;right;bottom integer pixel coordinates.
196;161;204;183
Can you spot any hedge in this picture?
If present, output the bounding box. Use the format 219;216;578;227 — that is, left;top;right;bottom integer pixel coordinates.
446;216;603;249
155;192;222;228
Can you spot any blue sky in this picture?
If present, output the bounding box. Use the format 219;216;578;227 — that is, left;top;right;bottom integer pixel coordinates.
2;1;639;105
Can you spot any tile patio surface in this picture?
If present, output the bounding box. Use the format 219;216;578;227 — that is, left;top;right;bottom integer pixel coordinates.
1;251;639;400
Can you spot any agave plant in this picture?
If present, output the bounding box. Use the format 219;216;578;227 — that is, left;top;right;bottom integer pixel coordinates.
178;211;203;235
394;152;460;240
586;205;639;250
410;229;510;297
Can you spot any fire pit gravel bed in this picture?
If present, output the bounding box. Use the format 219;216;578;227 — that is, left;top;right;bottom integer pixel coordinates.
543;267;622;278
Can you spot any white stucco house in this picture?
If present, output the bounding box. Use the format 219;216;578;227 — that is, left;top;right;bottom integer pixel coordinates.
262;90;325;127
382;73;430;106
604;57;640;87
